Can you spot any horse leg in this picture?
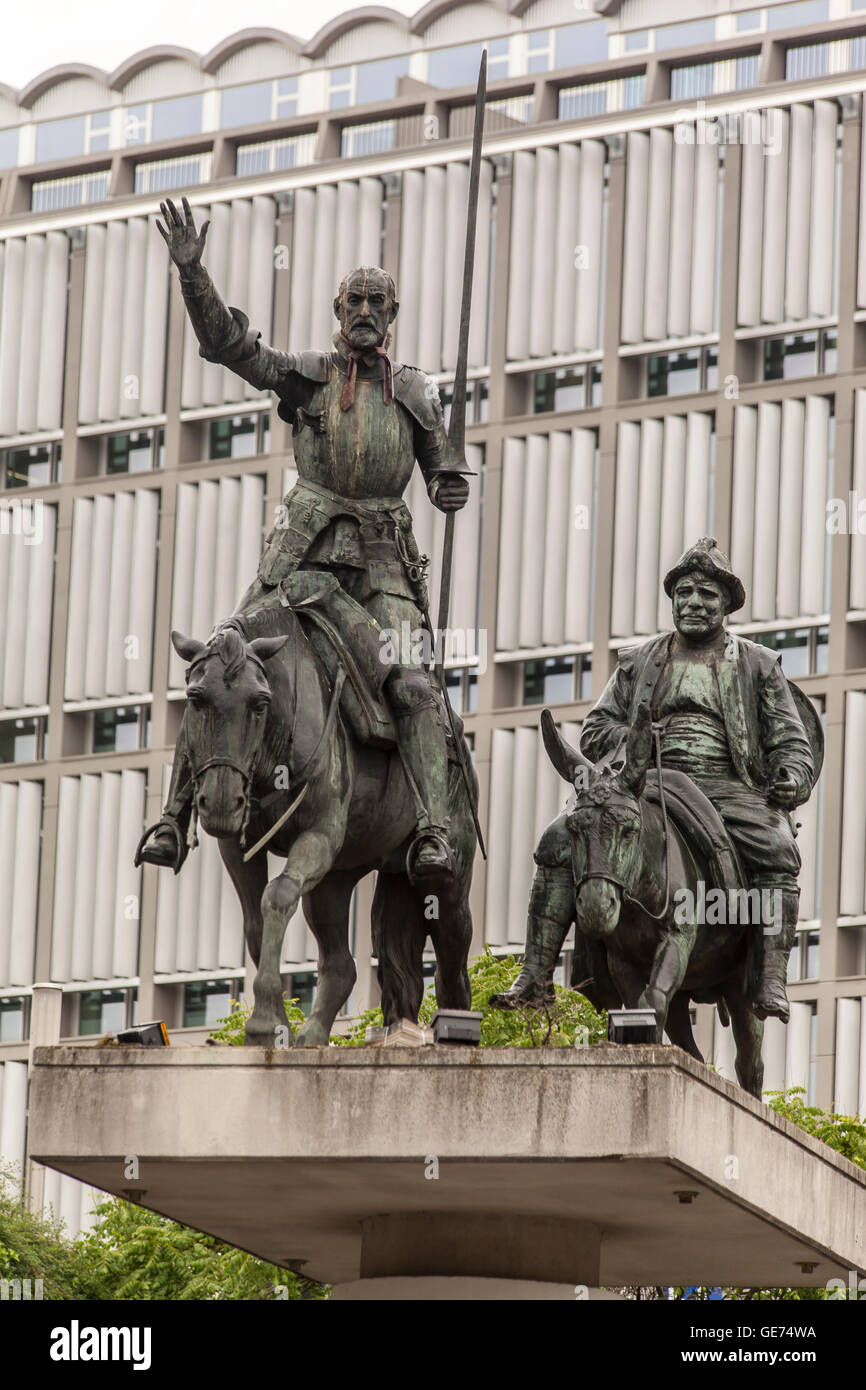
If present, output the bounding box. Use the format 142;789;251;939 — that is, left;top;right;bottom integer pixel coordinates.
728;991;765;1100
664;991;703;1062
425;880;473;1011
372;871;426;1025
245;828;339;1045
218;838;267;971
295;869;362;1046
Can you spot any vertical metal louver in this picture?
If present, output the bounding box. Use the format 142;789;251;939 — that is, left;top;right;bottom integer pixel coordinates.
507;143;605;358
730;398;829;624
398;160;493;371
621;127;719;344
0;502;56;709
496;430;595;651
0;780;42;988
289;181;382;353
611;414;713;640
168;475;264;688
64;491;159;700
50;771;145;982
182;197;277;408
79;218;169;423
0;233;68;435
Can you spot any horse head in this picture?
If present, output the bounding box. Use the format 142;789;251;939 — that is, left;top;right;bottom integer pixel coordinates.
541;704;654;939
172;624;288;839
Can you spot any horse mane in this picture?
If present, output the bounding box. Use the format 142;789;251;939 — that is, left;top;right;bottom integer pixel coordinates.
190;620;257;683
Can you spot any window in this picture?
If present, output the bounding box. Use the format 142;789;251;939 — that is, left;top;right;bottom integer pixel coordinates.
767;1;829;29
0;127;19;169
236;134;316;176
523;655;591;704
79;989;132;1037
646;351;715;397
209;413;268;459
559;75;644;119
0;997;27;1042
221;80;273;128
655;20;717;50
0;717;45;763
342;120;395;158
528;29;554;74
126;95;203;147
134;152;212;194
355;56;411;105
444;668;479;714
750;625;828;675
328;66;354;109
437;381;490;430
35;115;86;162
104;429;164;475
554;21;608;68
736;11;763;30
736;54;761;88
625;30;650;52
427;40;507;89
671;63;715;100
788;931;819;981
276;77;299;117
288;973;317;1015
533;365;601;413
92;705;150;754
762;332;824;380
31;170;110;212
183;979;241;1028
786;42;829;79
3;442;61;489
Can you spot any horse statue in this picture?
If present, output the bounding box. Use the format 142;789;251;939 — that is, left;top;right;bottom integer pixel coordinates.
511;705;793;1099
162;607;477;1046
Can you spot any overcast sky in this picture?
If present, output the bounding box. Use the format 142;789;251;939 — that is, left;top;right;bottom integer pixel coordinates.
3;0;420;89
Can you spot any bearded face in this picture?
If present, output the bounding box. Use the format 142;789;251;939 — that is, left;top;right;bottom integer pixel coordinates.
333;267;398;350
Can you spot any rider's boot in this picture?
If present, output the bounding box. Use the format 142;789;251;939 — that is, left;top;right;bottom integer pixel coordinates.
393;697;455;880
134;724;195;874
489;864;573;1009
752;886;799;1023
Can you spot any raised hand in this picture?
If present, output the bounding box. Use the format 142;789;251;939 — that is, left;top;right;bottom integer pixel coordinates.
155;196;210;269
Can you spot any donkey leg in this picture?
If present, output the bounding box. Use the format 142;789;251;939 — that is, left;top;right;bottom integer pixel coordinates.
295;869;362;1047
372;871;426;1025
638;929;695;1042
728;992;765;1100
664;991;703;1062
246;828;338;1045
218;838;267;971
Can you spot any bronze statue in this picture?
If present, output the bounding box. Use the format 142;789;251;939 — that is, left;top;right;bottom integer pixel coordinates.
492;539;823;1097
136;198;479;1044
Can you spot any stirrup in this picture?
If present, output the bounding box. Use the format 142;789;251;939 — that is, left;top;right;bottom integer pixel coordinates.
406;826;454;883
134;817;189;875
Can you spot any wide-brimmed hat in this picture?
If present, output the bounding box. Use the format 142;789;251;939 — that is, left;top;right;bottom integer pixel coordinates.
663;536;746;613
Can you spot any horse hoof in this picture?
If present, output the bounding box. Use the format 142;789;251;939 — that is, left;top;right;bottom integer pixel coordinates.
243;1017;287;1046
295;1023;329;1046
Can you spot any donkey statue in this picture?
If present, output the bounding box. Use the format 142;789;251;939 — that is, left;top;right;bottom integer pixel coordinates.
160;609;477;1046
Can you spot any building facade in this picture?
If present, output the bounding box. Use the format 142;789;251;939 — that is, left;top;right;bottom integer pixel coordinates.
2;0;866;1231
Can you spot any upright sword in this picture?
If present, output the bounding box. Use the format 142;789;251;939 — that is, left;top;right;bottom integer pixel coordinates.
427;50;487;858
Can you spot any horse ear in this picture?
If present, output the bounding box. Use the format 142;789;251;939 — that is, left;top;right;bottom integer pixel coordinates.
541;708;593;784
248;635;289;661
171;630;205;662
622;703;653;796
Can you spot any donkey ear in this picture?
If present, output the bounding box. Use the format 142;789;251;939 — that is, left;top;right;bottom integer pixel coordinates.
171;630;205;663
541;708;593;784
622;703;653;796
248;635;290;661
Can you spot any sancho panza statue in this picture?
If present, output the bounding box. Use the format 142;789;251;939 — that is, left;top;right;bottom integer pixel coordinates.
493;538;818;1026
138;197;472;879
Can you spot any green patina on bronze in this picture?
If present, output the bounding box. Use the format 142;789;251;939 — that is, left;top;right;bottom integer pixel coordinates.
492;538;823;1098
135;198;478;1045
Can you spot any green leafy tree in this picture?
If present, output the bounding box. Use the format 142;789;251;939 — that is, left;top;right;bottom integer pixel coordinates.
0;1168;113;1299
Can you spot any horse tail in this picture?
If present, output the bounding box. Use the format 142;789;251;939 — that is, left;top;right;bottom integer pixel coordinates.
372;872;426;1025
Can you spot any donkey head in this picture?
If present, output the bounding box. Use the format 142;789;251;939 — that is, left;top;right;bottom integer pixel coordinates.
172;625;288;838
541;705;654;939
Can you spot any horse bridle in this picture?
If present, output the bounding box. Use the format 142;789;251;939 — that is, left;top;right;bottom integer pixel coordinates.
571;726;672;923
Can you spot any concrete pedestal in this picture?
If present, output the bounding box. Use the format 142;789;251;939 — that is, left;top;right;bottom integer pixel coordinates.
28;1044;866;1292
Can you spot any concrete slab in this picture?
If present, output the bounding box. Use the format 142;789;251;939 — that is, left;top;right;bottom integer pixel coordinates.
28;1044;866;1288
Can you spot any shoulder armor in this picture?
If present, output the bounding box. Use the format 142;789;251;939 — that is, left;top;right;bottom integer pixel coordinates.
392;363;442;432
293;350;333;383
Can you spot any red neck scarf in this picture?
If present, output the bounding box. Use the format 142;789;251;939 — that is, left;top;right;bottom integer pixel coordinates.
338;331;393;411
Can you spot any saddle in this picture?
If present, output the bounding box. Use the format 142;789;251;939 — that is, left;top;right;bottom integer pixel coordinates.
239;571;463;761
642;768;743;903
